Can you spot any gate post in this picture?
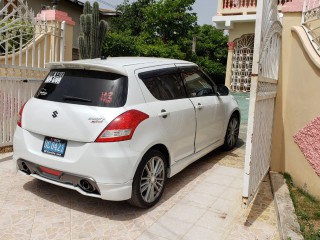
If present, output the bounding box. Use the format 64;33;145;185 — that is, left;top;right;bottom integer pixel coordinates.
225;41;235;89
36;10;75;62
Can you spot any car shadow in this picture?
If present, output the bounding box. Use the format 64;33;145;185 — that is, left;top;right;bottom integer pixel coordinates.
23;138;246;221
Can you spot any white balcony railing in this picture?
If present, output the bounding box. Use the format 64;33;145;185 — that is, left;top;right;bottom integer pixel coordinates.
221;0;292;10
303;0;320;22
302;0;320;53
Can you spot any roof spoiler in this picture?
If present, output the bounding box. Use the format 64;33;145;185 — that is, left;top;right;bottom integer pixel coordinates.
46;62;127;76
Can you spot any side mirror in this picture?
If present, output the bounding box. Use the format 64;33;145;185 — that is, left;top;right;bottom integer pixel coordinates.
217;85;229;96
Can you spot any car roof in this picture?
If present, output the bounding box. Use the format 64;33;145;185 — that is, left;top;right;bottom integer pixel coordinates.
47;57;195;76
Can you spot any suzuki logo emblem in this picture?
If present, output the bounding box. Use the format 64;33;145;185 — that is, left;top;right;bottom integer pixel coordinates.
52;111;58;118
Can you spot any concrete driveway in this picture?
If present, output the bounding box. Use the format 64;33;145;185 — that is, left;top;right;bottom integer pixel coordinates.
0;93;280;239
0;146;280;240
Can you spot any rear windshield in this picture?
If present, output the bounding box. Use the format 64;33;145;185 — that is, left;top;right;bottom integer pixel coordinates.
35;69;128;107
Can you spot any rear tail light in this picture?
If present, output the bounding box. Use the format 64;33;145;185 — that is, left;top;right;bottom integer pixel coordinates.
17;102;27;127
95;110;149;142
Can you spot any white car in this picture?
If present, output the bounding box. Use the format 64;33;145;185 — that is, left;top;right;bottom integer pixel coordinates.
13;57;240;208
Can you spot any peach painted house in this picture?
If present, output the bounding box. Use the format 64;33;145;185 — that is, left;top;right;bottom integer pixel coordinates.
213;0;320;200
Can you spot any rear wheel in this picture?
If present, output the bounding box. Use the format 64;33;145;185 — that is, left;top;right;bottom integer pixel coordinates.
223;114;240;150
128;150;167;208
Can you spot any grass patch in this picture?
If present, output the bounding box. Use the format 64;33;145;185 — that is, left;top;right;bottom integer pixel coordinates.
284;173;320;240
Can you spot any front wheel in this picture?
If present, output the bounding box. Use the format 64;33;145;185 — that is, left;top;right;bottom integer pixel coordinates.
128;150;167;208
223;114;240;150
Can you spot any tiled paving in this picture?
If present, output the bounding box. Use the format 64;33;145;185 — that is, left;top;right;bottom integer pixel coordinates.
0;143;280;240
0;93;279;239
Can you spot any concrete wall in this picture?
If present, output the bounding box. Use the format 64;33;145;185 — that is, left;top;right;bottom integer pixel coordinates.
271;13;320;199
4;0;113;49
270;12;302;172
29;0;82;49
228;22;255;42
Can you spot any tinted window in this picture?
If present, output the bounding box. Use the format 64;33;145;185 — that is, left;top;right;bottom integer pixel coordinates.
142;74;186;100
35;69;128;107
181;70;214;97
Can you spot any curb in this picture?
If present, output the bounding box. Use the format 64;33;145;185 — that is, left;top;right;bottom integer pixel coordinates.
270;172;304;240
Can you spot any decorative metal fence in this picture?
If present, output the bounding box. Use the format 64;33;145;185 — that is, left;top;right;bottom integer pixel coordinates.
242;0;282;207
302;0;320;53
0;0;66;147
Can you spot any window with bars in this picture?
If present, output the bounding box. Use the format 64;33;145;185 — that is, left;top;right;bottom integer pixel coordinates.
230;34;254;92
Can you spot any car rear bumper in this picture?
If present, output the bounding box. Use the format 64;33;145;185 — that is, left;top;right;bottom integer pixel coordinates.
13;127;140;201
18;168;132;201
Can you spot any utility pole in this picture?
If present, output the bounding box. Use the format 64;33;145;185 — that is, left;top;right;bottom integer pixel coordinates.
192;36;197;53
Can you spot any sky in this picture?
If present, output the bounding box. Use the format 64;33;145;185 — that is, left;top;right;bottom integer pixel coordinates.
84;0;218;26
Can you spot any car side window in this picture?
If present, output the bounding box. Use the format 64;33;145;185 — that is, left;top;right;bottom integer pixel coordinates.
142;73;187;100
181;69;215;98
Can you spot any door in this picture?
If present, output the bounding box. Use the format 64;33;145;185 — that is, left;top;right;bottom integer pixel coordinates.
180;68;225;153
136;66;196;162
242;0;282;207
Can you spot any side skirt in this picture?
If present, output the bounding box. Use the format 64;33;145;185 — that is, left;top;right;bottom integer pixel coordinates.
168;140;224;178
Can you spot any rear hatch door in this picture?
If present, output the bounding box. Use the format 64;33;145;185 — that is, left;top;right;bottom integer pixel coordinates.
23;69;128;142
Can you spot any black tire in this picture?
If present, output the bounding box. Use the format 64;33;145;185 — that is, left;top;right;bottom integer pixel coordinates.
223;114;240;151
128;149;167;208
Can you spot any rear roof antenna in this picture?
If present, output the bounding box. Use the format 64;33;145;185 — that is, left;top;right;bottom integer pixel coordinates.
101;56;107;60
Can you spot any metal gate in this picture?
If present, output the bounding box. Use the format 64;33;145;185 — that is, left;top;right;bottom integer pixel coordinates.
242;0;282;207
0;0;66;147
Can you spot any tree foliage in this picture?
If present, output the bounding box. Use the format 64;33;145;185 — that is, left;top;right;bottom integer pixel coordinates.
104;31;139;56
104;0;228;83
111;0;155;36
0;19;34;55
141;0;196;44
193;25;228;83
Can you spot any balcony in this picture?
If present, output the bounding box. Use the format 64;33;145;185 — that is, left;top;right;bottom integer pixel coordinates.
217;0;293;16
214;0;294;29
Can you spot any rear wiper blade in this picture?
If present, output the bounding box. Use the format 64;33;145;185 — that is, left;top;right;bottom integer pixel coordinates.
63;95;92;102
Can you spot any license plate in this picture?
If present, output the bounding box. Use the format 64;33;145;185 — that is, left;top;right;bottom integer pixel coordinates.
42;137;67;157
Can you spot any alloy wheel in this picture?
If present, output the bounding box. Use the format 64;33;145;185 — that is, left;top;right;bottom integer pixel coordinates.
226;117;239;148
140;156;165;203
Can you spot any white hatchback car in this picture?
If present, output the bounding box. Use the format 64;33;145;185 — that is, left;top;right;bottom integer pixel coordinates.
13;57;240;208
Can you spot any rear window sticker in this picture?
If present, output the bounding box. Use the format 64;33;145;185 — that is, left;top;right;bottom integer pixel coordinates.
38;88;47;96
100;91;113;104
45;72;65;84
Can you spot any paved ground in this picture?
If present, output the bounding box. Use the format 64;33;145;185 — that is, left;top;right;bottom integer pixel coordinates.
0;141;280;239
0;93;281;239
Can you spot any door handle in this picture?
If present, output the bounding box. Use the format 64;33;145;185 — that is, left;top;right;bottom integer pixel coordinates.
158;109;169;118
196;103;203;110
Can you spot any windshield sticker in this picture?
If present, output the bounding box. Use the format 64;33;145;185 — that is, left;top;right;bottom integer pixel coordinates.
100;91;113;104
45;72;65;84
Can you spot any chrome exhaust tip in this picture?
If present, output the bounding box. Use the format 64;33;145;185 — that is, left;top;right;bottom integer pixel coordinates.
21;162;31;175
79;179;95;193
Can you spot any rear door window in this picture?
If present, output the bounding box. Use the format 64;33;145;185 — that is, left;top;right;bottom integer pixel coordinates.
142;74;187;100
35;69;128;107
